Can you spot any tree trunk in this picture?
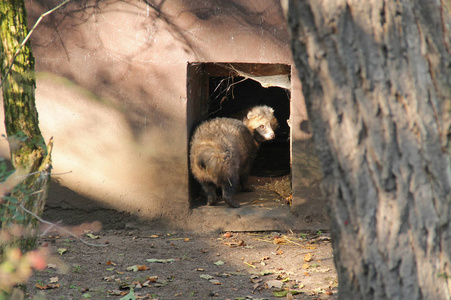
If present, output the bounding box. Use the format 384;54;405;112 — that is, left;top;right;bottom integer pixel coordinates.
287;0;451;299
0;0;52;252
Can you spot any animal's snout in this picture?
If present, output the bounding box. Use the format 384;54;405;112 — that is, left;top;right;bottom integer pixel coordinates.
269;132;275;139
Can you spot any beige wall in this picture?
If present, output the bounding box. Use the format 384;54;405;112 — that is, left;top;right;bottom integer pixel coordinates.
0;0;327;230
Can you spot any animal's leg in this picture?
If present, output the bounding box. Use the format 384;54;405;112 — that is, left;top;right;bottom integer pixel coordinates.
239;165;252;192
202;183;218;206
239;173;253;192
222;176;240;208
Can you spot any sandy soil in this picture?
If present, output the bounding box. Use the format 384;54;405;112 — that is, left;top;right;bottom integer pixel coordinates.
26;227;337;300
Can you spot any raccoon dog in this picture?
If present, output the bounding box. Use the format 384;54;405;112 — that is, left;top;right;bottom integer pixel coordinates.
190;105;278;208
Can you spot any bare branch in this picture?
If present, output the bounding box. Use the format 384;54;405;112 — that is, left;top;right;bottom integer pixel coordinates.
40;220;62;236
0;0;71;88
18;204;108;248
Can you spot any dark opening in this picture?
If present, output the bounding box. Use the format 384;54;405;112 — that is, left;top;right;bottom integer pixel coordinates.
187;63;291;207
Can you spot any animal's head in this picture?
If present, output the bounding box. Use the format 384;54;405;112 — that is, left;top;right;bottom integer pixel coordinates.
244;106;278;142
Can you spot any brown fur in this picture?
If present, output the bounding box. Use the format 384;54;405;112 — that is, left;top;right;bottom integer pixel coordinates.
190;106;278;208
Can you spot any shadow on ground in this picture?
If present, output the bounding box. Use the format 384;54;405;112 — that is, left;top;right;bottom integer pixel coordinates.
27;228;337;299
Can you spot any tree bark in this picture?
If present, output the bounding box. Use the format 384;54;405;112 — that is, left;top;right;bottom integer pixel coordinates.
287;0;451;299
0;0;51;252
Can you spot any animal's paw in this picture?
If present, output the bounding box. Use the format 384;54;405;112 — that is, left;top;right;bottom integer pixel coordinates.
224;198;241;208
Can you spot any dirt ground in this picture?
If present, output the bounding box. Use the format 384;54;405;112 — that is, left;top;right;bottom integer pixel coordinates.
24;173;336;299
25;226;337;300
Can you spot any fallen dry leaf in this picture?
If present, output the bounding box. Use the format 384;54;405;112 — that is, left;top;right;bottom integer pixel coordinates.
223;232;232;238
260;270;273;276
142;280;151;287
106;261;116;266
146;258;176;263
86;233;100;239
285;194;292;206
35;283;60;290
250;277;263;284
214;260;225;266
126;265;149;272
137;265;150;271
266;280;283;289
304;253;313;262
49;277;59;283
318;268;331;273
126;265;138;272
302;245;318;250
107;290;128;296
274;237;286;244
103;275;116;282
223;240;245;247
302;263;310;269
273;249;284;255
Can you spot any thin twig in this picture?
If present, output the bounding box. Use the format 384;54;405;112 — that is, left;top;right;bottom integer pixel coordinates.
40;220;62;236
283;236;303;246
0;0;72;88
47;171;73;176
18;204;108;247
29;189;45;196
24;170;72;177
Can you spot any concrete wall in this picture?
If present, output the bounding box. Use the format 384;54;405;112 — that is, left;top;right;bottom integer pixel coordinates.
0;0;328;231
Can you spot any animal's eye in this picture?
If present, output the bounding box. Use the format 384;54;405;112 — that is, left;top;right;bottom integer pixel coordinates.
259;125;265;129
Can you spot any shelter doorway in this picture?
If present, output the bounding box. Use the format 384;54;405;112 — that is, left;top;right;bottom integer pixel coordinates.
187;63;291;208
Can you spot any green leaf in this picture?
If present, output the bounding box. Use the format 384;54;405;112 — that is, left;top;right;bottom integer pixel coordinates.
272;290;302;297
272;290;289;297
281;277;290;282
13;214;25;221
126;265;138;272
214;260;225;266
3;196;18;203
119;288;136;300
86;233;100;239
7;204;17;211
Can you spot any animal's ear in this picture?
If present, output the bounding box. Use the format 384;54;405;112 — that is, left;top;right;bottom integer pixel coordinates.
247;111;256;120
271;117;279;130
